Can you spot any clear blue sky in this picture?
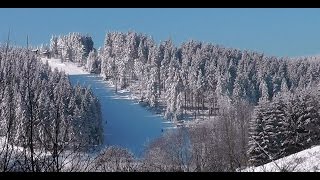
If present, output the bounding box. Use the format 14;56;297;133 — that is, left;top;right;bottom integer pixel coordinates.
1;8;320;57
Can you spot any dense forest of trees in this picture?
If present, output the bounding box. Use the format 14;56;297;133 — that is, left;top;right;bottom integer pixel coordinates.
80;31;320;122
0;45;103;172
2;30;320;171
47;31;320;170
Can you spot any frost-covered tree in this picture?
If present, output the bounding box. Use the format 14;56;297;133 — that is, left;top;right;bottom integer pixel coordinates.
247;99;270;166
50;36;58;58
146;66;159;108
86;50;100;73
50;33;93;63
263;96;287;160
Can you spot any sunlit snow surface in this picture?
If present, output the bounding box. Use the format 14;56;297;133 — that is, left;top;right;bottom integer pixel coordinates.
41;58;88;75
243;145;320;172
42;58;173;157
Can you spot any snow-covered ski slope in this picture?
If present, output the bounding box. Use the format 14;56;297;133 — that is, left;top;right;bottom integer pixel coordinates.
41;58;173;157
244;145;320;172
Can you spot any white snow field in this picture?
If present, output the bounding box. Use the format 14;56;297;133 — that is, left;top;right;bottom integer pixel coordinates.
41;58;173;157
41;58;88;75
243;145;320;172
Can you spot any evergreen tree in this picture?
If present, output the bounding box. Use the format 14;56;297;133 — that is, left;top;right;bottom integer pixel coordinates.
248;99;269;166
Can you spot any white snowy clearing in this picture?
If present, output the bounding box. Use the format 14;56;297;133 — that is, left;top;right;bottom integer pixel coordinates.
41;58;173;157
243;145;320;172
41;58;88;75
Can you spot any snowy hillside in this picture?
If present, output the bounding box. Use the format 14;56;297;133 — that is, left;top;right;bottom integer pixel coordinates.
244;145;320;172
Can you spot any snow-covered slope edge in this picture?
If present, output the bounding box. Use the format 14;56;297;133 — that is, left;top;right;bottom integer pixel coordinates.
243;145;320;172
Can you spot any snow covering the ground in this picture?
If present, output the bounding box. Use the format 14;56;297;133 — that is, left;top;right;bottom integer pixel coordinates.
41;58;174;157
243;145;320;172
41;58;88;75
